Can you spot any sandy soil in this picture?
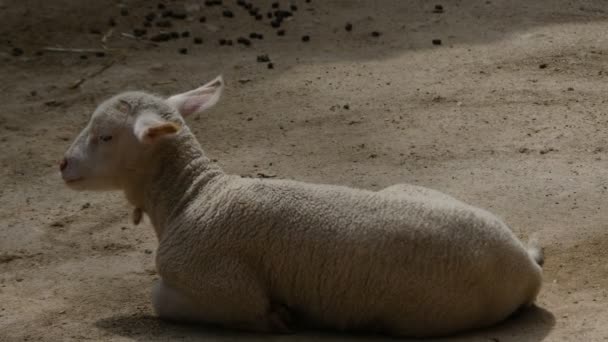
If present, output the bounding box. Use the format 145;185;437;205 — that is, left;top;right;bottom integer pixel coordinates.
1;0;608;341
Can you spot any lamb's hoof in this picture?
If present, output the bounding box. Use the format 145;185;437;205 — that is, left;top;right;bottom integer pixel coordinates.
268;304;295;334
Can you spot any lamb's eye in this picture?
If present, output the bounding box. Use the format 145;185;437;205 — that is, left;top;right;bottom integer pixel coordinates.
100;135;113;142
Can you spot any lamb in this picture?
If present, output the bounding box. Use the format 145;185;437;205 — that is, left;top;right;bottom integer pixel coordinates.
59;75;544;338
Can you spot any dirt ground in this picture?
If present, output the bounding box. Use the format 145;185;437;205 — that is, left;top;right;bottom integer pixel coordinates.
1;0;608;341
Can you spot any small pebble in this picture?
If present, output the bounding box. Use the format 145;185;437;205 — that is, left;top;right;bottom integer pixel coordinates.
108;18;116;26
170;32;179;39
275;10;292;19
291;4;298;11
302;35;310;42
11;48;23;56
237;37;252;46
199;16;207;23
156;20;172;28
567;87;574;91
432;39;442;45
345;23;353;32
80;55;88;60
150;32;172;42
433;4;444;13
178;48;188;54
157;3;166;9
95;51;106;57
277;29;285;36
272;2;279;8
255;14;263;20
539;63;548;69
171;11;187;20
257;54;270;63
371;31;381;37
219;39;227;46
267;62;274;69
181;31;190;37
194;37;203;44
133;28;147;37
343;104;350;110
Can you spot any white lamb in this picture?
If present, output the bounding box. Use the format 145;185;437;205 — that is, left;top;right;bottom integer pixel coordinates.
59;76;544;337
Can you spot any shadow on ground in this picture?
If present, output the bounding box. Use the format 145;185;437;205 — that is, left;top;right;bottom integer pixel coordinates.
3;0;608;65
96;305;555;342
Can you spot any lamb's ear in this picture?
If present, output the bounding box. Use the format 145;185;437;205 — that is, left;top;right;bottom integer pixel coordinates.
166;75;224;117
134;112;180;144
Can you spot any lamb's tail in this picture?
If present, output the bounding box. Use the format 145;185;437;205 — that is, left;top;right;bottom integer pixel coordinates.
526;232;544;267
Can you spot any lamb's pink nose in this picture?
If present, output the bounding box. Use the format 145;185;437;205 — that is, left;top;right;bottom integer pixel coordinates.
59;158;68;171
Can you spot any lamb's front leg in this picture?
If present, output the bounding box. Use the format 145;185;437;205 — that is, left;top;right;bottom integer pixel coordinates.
152;279;209;323
151;277;293;334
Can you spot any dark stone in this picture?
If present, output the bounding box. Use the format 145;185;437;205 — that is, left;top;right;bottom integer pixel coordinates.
156;20;172;28
237;37;252;46
11;48;23;56
133;28;147;37
145;12;156;21
150;33;172;42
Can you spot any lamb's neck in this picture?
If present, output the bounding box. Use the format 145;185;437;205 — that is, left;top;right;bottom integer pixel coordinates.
124;133;223;239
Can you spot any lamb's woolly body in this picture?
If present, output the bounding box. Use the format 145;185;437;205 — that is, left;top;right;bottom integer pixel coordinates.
63;87;543;338
124;127;542;337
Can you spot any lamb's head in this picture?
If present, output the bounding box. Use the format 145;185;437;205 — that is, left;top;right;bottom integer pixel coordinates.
60;75;224;190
